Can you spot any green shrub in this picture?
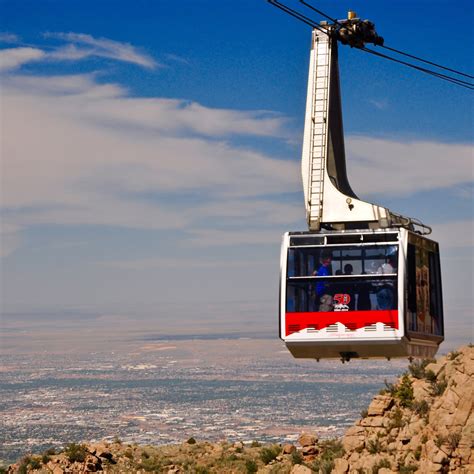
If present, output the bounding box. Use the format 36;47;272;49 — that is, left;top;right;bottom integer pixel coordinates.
291;450;303;465
435;434;447;448
448;351;460;360
425;369;437;382
139;456;163;472
413;399;430;418
399;465;417;473
372;458;391;473
45;447;56;455
319;439;344;461
312;439;345;473
187;437;197;444
414;445;422;460
245;459;258;473
447;432;461;449
42;454;51;464
17;457;30;474
312;458;335;474
395;375;415;407
29;457;41;469
123;448;134;459
408;358;436;379
194;466;210;474
260;445;281;464
250;440;261;448
65;443;88;463
383;380;397;396
367;438;383;454
430;377;447;396
388;407;405;429
360;409;369;418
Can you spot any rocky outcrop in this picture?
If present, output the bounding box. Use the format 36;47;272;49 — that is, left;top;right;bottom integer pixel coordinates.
6;345;473;473
338;345;473;473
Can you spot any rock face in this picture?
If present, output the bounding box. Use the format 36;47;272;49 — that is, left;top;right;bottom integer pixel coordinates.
6;345;473;473
339;345;474;473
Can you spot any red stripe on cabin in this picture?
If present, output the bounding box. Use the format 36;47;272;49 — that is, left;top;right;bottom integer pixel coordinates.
285;310;399;336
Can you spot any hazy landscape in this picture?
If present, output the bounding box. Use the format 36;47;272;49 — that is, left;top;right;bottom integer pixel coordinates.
0;310;412;465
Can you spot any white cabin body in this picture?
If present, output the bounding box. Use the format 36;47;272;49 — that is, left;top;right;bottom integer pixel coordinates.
279;228;444;360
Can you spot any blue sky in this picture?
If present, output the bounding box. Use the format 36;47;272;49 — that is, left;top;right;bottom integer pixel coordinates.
1;1;472;346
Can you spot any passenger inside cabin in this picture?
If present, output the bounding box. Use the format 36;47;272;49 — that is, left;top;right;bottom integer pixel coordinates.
376;253;397;310
315;251;333;312
343;264;355;310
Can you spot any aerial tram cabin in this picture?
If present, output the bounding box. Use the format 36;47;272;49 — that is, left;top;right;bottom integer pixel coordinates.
279;229;443;360
274;14;444;360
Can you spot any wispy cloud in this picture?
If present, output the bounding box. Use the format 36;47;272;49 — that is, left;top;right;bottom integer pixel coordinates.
346;136;473;197
164;53;189;65
0;33;158;72
369;98;389;110
45;32;159;68
0;47;45;71
1;72;299;252
0;32;20;43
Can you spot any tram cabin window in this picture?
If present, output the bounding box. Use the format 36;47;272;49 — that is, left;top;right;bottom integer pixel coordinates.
286;245;398;313
406;236;443;337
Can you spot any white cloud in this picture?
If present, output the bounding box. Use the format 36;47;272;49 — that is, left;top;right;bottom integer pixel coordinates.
2;70;471;259
45;32;158;68
346;136;474;197
1;73;300;247
0;47;45;71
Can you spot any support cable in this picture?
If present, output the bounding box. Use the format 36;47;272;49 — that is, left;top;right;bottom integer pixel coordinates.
360;46;474;90
268;0;328;33
380;44;474;80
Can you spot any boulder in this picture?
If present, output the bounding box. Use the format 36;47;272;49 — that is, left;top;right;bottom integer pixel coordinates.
94;445;113;460
333;458;349;473
282;443;296;454
290;465;313;474
426;360;446;378
367;395;394;416
298;432;318;447
342;434;364;452
360;415;387;427
302;445;318;455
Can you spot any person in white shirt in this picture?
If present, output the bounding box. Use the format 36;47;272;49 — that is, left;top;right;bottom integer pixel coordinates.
376;253;397;309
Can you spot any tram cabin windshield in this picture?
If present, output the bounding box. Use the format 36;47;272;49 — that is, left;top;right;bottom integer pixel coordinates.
286;244;398;313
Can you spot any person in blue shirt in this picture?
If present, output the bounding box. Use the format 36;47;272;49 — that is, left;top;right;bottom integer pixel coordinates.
315;251;333;311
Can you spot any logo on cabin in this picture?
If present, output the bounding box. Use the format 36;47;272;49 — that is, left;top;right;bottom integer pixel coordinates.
333;293;350;311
